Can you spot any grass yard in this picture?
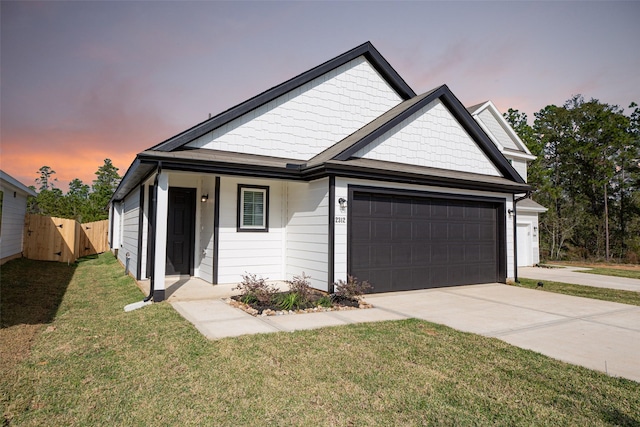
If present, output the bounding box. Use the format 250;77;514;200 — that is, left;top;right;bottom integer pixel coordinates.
576;268;640;280
515;278;640;307
546;261;640;280
2;254;639;426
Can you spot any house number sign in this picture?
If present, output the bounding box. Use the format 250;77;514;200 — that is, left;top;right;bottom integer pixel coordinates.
335;216;346;224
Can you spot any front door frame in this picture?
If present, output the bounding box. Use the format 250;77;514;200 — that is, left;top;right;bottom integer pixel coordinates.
166;187;196;276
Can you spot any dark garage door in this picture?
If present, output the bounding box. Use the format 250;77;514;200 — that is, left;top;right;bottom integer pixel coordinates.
349;190;505;293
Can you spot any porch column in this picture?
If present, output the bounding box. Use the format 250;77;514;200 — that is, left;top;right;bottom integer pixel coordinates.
153;172;169;301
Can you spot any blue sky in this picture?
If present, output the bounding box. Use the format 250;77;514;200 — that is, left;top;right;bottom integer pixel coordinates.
2;1;638;190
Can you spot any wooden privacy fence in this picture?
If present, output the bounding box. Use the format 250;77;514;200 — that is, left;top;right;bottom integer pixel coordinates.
23;214;109;263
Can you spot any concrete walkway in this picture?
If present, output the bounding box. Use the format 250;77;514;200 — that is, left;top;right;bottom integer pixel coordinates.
519;266;640;292
164;279;640;383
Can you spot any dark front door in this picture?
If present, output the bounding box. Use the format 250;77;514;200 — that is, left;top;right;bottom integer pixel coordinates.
349;190;504;293
166;187;195;276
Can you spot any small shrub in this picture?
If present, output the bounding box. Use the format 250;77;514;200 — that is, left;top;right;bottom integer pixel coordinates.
278;292;302;311
234;273;278;305
316;295;332;308
286;273;312;303
333;275;372;300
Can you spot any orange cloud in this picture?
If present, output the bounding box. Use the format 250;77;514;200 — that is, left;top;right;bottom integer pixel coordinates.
1;122;172;192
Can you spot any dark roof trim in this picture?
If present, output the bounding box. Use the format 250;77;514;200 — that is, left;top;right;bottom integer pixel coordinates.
305;162;530;194
151;42;415;153
332;85;525;184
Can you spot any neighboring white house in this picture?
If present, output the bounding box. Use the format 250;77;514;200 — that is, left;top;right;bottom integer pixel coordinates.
0;170;37;265
109;42;530;301
468;101;547;267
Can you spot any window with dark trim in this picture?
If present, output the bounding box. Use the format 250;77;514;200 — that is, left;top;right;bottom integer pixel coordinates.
237;185;269;232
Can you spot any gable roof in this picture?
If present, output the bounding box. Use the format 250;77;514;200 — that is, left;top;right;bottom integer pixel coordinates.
468;100;534;158
309;85;525;183
151;42;415;153
111;44;531;202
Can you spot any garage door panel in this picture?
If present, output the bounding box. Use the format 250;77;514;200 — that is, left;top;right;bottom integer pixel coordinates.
432;224;448;239
479;224;495;240
480;245;496;261
373;220;392;240
431;203;448;218
393;221;412;240
352;220;371;241
412;243;431;263
350;190;502;293
448;223;464;239
351;244;371;268
448;204;464;218
464;223;480;240
431;246;449;262
392;244;412;265
352;194;372;216
372;196;393;215
372;245;392;266
413;222;431;239
448;244;465;260
393;198;412;216
414;199;431;217
466;244;481;262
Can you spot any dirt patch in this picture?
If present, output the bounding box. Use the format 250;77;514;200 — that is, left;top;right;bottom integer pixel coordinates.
0;324;42;380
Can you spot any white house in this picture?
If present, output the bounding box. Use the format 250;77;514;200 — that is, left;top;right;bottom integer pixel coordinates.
468;101;547;267
0;170;37;265
109;42;531;301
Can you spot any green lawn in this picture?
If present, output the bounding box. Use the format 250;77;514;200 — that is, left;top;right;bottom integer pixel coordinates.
516;278;640;307
577;268;640;280
2;254;639;426
542;263;640;280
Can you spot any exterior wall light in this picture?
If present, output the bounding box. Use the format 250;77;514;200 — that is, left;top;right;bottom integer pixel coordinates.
201;194;209;203
338;197;347;209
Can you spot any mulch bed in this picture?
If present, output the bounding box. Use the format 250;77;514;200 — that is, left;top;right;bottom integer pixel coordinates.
226;290;372;317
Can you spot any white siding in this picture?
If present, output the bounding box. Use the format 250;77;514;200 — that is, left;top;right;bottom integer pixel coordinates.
0;188;29;260
353;99;501;177
508;157;528;182
110;201;122;252
118;187;140;277
186;56;403;160
285;179;329;291
217;177;285;284
478;109;519;150
197;175;217;283
334;177;515;282
139;185;148;278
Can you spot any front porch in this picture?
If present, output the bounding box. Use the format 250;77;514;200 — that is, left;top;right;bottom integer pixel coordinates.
135;275;290;302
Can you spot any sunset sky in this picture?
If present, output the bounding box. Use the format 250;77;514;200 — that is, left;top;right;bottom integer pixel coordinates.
2;1;639;192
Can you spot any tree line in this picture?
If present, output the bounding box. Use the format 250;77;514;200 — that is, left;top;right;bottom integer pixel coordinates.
28;159;121;223
506;96;640;263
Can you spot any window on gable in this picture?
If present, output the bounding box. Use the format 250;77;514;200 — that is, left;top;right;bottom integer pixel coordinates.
237;185;269;232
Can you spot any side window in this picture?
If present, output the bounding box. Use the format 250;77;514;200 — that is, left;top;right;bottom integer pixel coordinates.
237;185;269;232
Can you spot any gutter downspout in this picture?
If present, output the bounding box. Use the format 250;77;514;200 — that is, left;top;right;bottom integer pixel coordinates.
144;161;162;302
512;191;531;283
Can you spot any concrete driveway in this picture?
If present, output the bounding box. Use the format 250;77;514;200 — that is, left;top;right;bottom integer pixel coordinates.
519;265;640;292
168;279;640;383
